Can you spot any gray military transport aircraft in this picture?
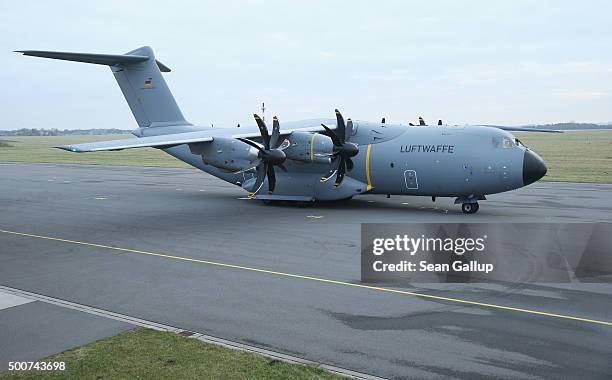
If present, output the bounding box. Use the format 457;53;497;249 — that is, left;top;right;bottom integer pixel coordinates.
17;46;551;214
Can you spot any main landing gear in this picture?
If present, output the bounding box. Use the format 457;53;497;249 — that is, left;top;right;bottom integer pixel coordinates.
461;202;479;214
455;195;484;214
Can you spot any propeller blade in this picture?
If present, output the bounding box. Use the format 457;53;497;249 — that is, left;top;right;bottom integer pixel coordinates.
267;164;276;194
277;163;288;172
270;116;281;149
320;124;341;146
321;110;358;188
319;124;333;137
345;119;354;141
237;138;265;153
320;156;340;183
335;109;346;142
333;158;346;187
345;157;354;171
251;164;267;194
253;114;270;149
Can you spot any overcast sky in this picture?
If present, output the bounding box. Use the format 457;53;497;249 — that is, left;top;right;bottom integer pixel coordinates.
2;0;611;130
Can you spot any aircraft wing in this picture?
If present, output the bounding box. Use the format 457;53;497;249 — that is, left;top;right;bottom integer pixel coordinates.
57;123;333;152
58;131;213;152
482;125;562;133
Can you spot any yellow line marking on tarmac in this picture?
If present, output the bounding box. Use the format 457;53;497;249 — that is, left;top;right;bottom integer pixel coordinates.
1;228;611;327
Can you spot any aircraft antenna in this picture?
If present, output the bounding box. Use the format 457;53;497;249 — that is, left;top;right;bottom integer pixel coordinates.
261;102;266;122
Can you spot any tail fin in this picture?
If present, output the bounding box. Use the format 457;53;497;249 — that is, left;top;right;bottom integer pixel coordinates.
17;46;189;129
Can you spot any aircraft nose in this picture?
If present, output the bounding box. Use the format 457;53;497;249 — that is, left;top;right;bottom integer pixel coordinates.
522;150;547;186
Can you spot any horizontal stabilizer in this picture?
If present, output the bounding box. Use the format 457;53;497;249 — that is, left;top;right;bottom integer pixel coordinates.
16;50;148;65
16;50;171;72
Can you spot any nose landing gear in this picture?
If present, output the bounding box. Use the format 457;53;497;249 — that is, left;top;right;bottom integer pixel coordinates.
461;202;479;214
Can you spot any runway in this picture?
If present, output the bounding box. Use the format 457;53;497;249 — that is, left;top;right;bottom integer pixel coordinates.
1;163;611;379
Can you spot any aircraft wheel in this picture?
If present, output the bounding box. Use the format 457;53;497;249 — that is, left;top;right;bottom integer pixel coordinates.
461;202;479;214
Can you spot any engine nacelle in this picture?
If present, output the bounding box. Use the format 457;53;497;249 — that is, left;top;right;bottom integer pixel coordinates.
283;132;333;164
189;137;258;172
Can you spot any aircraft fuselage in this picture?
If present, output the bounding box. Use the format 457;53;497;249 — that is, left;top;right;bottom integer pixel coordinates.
158;120;546;202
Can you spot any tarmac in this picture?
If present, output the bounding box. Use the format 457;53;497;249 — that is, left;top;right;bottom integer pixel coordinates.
1;163;611;379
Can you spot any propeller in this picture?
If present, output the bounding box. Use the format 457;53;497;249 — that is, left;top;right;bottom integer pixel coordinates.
237;114;287;195
319;109;359;187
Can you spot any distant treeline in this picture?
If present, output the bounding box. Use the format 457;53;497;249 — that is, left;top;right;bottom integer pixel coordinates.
0;128;132;136
523;123;612;130
487;123;612;130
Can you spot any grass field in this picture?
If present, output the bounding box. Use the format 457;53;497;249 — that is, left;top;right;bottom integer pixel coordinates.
514;130;612;183
0;135;190;168
1;131;611;183
0;328;343;380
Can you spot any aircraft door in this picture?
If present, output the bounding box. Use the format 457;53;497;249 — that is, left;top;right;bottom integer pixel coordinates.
404;170;418;189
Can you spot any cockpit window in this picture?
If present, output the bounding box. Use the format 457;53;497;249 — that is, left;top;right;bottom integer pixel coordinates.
492;136;517;149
